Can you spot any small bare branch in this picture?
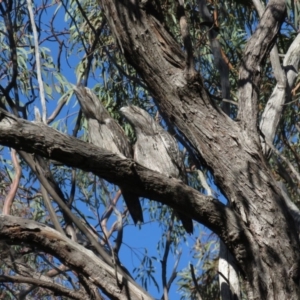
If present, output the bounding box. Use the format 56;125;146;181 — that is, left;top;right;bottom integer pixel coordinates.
47;95;68;124
166;250;181;290
238;0;286;133
112;209;123;256
40;185;64;234
161;213;175;300
26;0;47;123
3;149;21;215
177;0;196;77
260;34;300;155
265;138;300;184
190;264;203;300
0;215;153;300
0;274;92;300
101;190;122;226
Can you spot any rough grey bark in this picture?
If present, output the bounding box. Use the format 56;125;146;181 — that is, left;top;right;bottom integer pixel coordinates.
255;1;300;231
196;1;239;296
252;0;286;86
260;33;300;154
259;33;300;231
237;0;286;134
96;0;300;298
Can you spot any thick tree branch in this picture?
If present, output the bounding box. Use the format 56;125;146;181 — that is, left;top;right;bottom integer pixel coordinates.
237;0;286;134
0;215;153;300
27;0;47;123
0;109;232;238
252;0;286;85
0;274;88;300
260;34;300;155
40;184;64;234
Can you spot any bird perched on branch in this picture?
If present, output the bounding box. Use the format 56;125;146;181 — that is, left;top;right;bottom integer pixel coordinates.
120;105;193;234
73;85;143;224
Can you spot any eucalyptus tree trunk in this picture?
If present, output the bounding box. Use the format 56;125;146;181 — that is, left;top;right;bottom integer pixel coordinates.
97;0;300;298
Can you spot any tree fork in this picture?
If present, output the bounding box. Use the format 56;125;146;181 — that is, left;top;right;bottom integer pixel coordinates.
98;0;300;298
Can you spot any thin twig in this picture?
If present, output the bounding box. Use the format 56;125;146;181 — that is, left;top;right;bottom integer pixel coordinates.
190;264;203;300
112;211;123;256
161;213;175;300
0;275;87;300
47;96;68;124
100;209;122;287
166;250;181;290
265;138;300;184
27;0;47;123
3;149;21;215
101;190;122;224
40;185;64;234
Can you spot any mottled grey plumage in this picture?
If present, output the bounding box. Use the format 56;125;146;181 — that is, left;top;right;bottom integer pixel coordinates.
73;85;143;224
120;105;193;234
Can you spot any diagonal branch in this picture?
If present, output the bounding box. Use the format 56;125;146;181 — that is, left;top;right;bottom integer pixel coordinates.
237;0;286;134
0;109;239;242
260;34;300;155
3;149;21;215
0;215;153;300
18;151;130;280
40;184;64;234
252;0;286;86
0;275;88;300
